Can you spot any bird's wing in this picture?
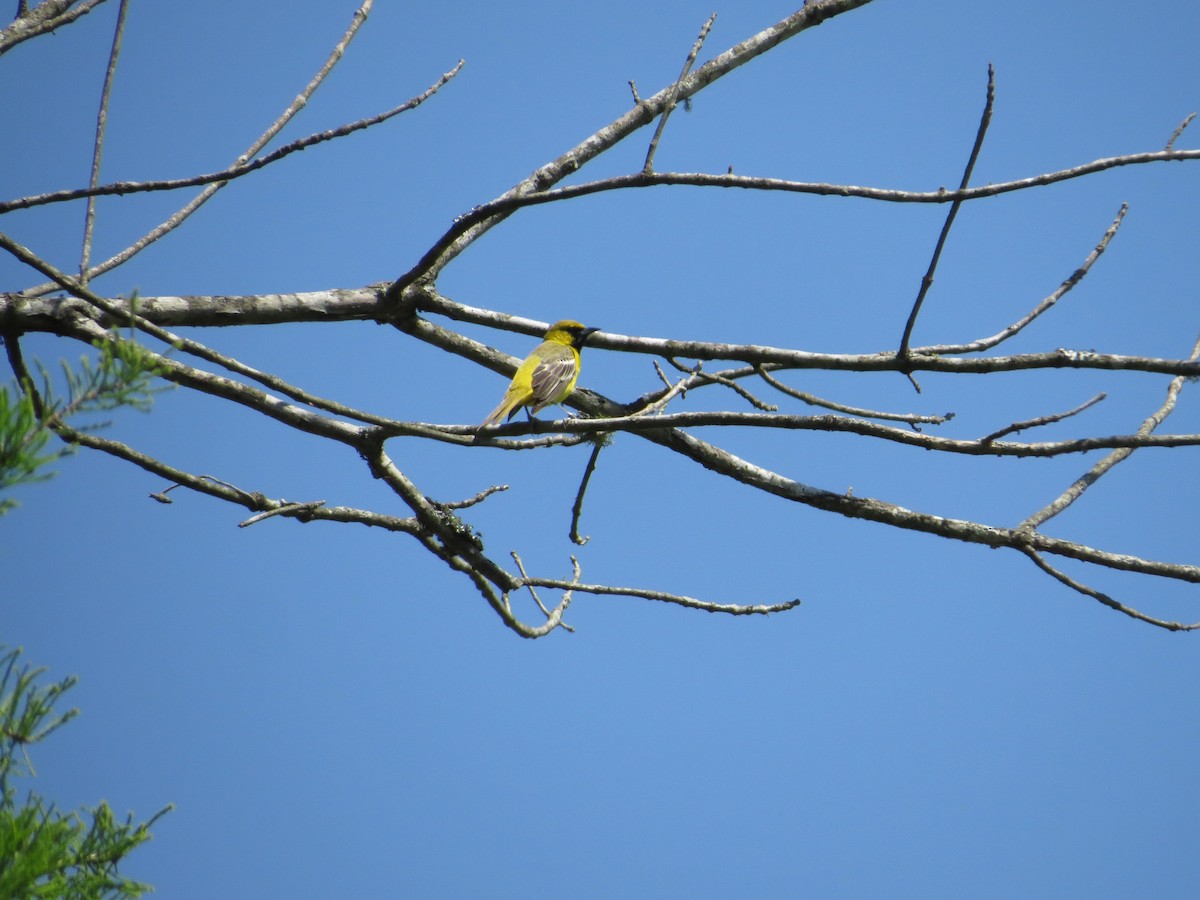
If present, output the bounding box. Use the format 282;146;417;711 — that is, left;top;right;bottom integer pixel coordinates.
529;343;578;412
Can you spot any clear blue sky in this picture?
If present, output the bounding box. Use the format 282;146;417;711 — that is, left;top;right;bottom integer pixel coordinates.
4;1;1199;897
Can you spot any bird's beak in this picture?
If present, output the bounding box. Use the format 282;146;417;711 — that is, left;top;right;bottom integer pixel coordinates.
580;327;600;344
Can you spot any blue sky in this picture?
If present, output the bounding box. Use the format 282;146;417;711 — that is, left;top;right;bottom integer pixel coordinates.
3;1;1199;897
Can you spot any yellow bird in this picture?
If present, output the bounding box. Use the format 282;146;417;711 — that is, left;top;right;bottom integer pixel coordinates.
480;320;599;427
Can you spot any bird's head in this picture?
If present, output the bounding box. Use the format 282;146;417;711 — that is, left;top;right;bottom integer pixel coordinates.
546;320;600;349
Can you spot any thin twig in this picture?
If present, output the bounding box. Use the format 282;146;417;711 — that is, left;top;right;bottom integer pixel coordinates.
2;327;46;417
435;484;508;510
79;0;129;284
149;475;251;505
507;553;577;633
239;500;327;528
643;13;716;174
980;393;1106;444
0;373;420;534
897;64;995;387
510;552;573;631
1022;548;1200;631
703;371;777;409
1165;112;1196;151
509;553;547;613
521;576;803;616
667;358;777;410
754;365;951;426
640;359;700;414
1019;330;1200;531
653;358;675;390
3;59;465;219
919;205;1128;356
569;442;604;545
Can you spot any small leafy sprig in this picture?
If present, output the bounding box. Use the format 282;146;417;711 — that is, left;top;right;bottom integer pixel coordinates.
1;306;168;514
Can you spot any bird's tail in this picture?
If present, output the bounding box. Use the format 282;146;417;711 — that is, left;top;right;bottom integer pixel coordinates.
480;394;519;428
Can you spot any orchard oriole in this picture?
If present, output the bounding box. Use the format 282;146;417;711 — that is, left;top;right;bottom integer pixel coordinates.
480;320;598;427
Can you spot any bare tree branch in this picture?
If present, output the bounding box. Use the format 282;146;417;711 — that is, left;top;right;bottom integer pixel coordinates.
17;0;381;296
6;0;1198;633
667;358;778;411
754;366;951;426
510;552;576;633
385;0;878;294
78;0;127;283
381;153;1197;304
520;575;804;617
0;0;107;56
405;289;1200;379
1022;548;1200;631
898;64;995;384
0;61;465;218
980;393;1106;444
642;13;716;174
920;204;1128;356
453;409;1200;458
569;442;605;546
1019;331;1200;532
1165;112;1196;151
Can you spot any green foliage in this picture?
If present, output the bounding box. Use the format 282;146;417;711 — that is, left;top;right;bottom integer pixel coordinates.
0;384;61;513
0;647;170;899
0;323;166;515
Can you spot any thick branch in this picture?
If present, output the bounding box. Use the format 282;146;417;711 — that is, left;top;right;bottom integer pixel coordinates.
636;424;1200;584
0;0;107;56
10;286;1197;379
